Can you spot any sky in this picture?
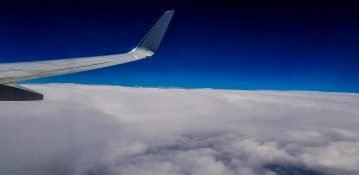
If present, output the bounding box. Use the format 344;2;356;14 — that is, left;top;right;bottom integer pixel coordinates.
0;0;358;92
1;84;359;175
1;2;359;174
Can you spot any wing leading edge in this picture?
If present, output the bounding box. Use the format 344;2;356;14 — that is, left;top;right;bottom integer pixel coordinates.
0;10;174;101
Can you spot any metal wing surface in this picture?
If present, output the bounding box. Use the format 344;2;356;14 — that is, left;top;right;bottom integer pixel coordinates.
0;10;174;101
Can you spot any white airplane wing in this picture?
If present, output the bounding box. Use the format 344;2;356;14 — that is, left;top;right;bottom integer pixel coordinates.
0;10;174;101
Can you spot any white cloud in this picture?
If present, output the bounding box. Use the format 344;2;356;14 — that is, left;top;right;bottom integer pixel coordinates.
0;84;358;175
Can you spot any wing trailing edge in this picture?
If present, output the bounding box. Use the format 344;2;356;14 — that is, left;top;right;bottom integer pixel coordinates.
0;84;43;101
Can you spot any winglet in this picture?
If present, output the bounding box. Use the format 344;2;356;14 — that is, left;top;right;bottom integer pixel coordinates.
135;10;174;53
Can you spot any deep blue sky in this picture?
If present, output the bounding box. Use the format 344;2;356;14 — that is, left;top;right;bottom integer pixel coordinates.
0;0;358;92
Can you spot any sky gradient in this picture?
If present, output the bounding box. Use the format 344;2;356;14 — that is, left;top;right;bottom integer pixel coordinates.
0;0;358;92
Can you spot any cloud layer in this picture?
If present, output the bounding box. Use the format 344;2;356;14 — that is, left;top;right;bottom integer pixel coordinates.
0;84;358;175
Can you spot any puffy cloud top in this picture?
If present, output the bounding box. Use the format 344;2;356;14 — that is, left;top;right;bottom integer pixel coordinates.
0;84;358;175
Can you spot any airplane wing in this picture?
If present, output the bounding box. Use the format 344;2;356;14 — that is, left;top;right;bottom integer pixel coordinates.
0;10;174;101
